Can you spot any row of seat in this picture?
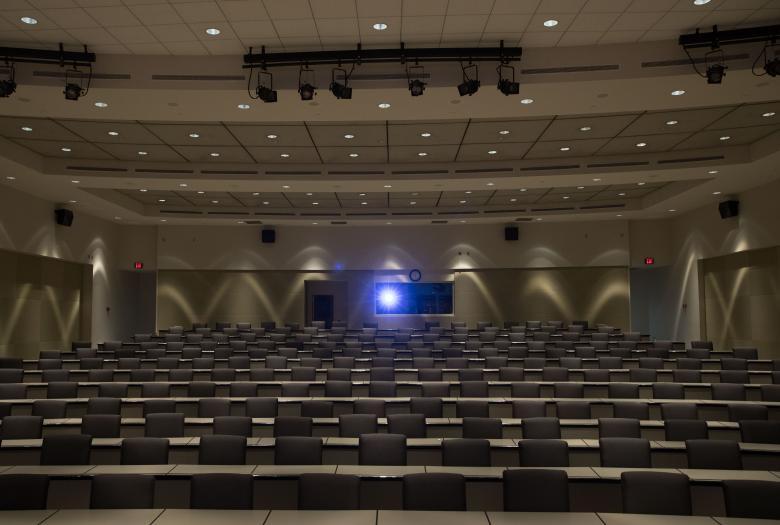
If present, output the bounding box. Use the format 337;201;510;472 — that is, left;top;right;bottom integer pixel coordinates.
3;469;776;517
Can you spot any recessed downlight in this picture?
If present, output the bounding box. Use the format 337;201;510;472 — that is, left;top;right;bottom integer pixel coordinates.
579;126;591;132
205;28;221;35
198;191;206;194
510;198;517;202
178;183;187;187
459;200;467;204
378;102;391;109
577;186;585;190
209;152;220;157
94;101;108;108
635;142;647;147
671;89;686;96
383;185;392;188
498;130;510;135
421;132;432;137
211;200;219;204
560;146;571;151
417;152;428;157
282;185;290;189
719;135;731;141
361;201;368;205
708;170;719;174
666;120;679;126
108;131;119;136
189;132;200;138
20;16;38;25
21;126;32;132
139;189;147;192
668;209;676;212
6;176;16;181
693;0;711;5
237;103;250;109
137;151;148;155
410;201;417;205
61;147;72;152
637;182;646;186
487;150;497;155
486;182;495;186
349;153;359;157
343;134;355;139
372;22;388;31
520;98;534;104
71;180;80;184
280;153;290;158
158;199;166;203
618;192;626;196
592;178;601;182
543;19;558;27
562;196;570;200
712;191;721;195
762;112;776;117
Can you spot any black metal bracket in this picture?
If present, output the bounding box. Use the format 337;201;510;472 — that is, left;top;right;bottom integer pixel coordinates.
243;43;521;69
679;24;779;49
0;44;95;67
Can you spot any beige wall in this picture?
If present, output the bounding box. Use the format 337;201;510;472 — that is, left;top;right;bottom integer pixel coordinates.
0;249;87;358
157;266;630;330
702;247;780;353
0;185;158;356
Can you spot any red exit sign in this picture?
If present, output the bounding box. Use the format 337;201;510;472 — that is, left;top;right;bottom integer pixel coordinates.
644;257;655;265
133;261;144;270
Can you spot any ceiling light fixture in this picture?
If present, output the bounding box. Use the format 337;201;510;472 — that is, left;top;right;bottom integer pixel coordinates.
20;16;38;25
298;65;316;101
577;186;585;190
199;191;206;194
579;126;591;132
251;70;277;103
693;0;711;5
344;134;354;139
712;191;721;195
71;180;80;184
560;146;570;151
562;196;570;200
418;152;428;156
237;103;250;109
21;126;32;132
407;64;426;97
496;64;519;96
349;153;359;157
520;98;533;104
708;170;719;174
282;185;290;189
61;147;72;152
178;183;187;187
372;22;388;31
330;67;352;99
543;19;559;28
108;131;119;136
378;102;391;109
719;135;730;141
458;63;480;96
205;28;221;36
94;101;108;108
189;132;200;138
459;200;467;204
488;150;497;155
671;89;686;96
499;130;510;135
410;201;416;205
209;152;220;157
6;176;16;180
139;189;147;192
384;185;392;188
421;132;431;137
280;153;290;158
158;199;166;203
211;200;219;204
635;142;647;147
666;120;678;126
137;151;148;155
668;209;676;212
618;192;626;196
510;198;517;202
486;182;494;186
266;134;277;139
762;112;776;117
637;182;646;186
593;178;601;182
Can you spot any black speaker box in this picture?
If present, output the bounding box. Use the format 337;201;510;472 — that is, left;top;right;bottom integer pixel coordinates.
54;208;74;227
261;229;276;243
719;200;739;219
505;226;519;241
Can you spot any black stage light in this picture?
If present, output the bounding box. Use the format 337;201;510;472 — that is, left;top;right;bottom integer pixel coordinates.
497;77;520;95
765;57;780;77
64;82;82;101
706;64;726;84
458;78;480;96
257;85;277;103
0;79;16;98
299;82;315;100
409;78;426;96
330;81;352;99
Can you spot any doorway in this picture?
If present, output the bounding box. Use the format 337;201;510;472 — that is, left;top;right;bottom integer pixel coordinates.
305;280;348;328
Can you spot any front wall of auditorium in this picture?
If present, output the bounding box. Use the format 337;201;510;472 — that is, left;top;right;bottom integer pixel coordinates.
2;177;780;356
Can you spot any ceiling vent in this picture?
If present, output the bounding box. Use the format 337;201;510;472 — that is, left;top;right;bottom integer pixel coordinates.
265;171;321;176
579;203;625;210
328;170;384;175
515;217;534;222
66;166;128;172
454;167;512;174
530;206;576;212
521;164;579;171
642;53;748;68
392;211;434;216
331;221;348;225
657;155;724;165
484;209;525;214
202;170;258;175
34;71;130;80
206;211;250;215
160;210;203;215
136;168;193;174
391;169;448;175
431;220;448;224
521;64;619;74
244;220;263;225
300;212;339;217
345;212;386;216
587;161;649;168
254;212;295;216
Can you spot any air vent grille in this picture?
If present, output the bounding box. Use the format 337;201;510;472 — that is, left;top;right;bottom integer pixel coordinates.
391;169;448;175
202;170;258;175
206;211;250;215
521;64;619;74
160;210;203;215
454;167;512;174
265;171;321;175
530;206;576;212
431;220;448;224
66;166;128;172
254;212;295;216
136;168;193;174
520;164;579;171
328;171;385;175
484;209;524;213
391;212;434;216
657;155;724;164
587;161;649;168
579;203;626;210
34;71;130;80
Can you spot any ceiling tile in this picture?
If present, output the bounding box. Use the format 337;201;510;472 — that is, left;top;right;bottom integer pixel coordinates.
86;5;140;26
318;146;386;163
705;102;780;129
173;145;255;163
106;25;157;44
541;113;639;141
388;121;469;145
0;117;82;141
442;14;489;33
610;11;665;30
220;0;269;21
172;1;226;23
58;120;164;143
620;106;735;136
307;123;386;147
147;23;197;42
597;132;691;155
310;0;355;18
98;143;183;161
403;0;448;16
355;0;403;18
127;3;183;25
12;139;114;159
143;123;239;146
390;145;459;162
463;119;552;143
246;146;321;163
483;14;532;33
457;143;532;161
263;0;313;19
672;125;780;150
525;137;610;158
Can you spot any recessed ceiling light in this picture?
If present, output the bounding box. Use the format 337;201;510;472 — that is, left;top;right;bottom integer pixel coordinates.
459;200;467;204
562;196;570;200
209;152;220;157
384;185;392;188
666;120;678;126
762;111;776;117
410;201;417;205
488;150;497;155
189;133;200;138
312;202;319;205
198;191;206;194
138;151;148;155
61;147;72;152
543;19;559;27
71;180;80;184
344;134;355;139
312;222;318;225
486;182;495;186
510;198;517;202
421;132;432;138
94;101;108;108
560;146;570;151
593;178;601;182
411;192;419;196
535;218;543;221
160;219;167;222
211;200;219;204
69;200;77;204
372;22;388;31
671;90;686;96
418;152;428;156
460;220;467;223
465;191;472;194
139;189;147;192
349;153;359;157
266;134;277;139
637;182;646;186
262;201;269;205
693;0;711;5
386;222;392;225
520;98;534;104
6;176;16;181
280;153;290;158
359;193;366;196
282;185;290;189
108;131;119;136
20;16;38;25
577;186;585;190
719;135;730;141
378;103;391;109
616;214;622;217
520;188;527;192
635;142;647;147
708;170;719;174
178;183;187;187
306;192;313;196
498;130;510;135
21;126;32;132
237;221;245;224
712;191;722;195
158;199;166;203
114;216;121;220
361;201;368;205
579;126;591;132
205;28;221;36
237;104;250;110
618;192;626;196
668;209;676;212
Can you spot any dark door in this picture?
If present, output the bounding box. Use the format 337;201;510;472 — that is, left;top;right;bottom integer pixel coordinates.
311;294;334;329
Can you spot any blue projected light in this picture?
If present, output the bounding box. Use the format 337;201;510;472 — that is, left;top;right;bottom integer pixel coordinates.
378;286;400;309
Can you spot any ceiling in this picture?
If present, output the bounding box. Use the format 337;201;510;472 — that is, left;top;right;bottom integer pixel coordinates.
0;0;778;55
2;100;778;164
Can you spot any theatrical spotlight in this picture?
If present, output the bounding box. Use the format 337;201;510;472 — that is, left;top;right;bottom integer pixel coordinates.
330;67;352;99
0;65;17;98
497;64;519;95
457;63;480;96
63;66;90;101
706;63;726;84
765;57;780;77
407;64;426;97
298;66;316;100
253;70;277;103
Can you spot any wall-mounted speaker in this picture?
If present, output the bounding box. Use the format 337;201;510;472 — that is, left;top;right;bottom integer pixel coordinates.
718;200;739;219
54;208;74;227
261;228;276;243
504;226;519;241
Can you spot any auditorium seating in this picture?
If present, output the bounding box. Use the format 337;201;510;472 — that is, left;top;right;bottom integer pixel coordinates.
1;322;779;516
